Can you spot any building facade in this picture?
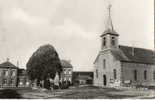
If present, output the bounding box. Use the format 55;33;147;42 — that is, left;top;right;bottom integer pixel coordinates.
18;69;30;87
0;60;18;87
0;60;30;88
60;60;73;83
94;5;155;87
72;71;93;85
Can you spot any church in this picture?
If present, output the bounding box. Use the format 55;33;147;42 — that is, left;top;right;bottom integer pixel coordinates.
93;5;155;87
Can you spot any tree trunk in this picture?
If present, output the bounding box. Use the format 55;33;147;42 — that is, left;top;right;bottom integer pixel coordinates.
41;80;44;88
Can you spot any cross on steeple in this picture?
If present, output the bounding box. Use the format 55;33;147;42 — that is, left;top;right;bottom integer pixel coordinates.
108;4;112;17
6;58;10;62
105;4;114;31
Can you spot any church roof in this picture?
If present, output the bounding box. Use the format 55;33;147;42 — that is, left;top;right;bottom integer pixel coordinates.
112;45;155;64
94;45;155;65
61;60;73;68
0;61;18;68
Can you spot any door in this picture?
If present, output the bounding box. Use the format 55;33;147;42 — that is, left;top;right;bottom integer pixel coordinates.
103;74;107;86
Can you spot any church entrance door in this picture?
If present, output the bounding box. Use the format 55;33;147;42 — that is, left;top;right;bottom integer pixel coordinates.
103;74;107;86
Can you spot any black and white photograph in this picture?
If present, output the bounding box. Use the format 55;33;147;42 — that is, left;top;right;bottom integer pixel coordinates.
0;0;154;99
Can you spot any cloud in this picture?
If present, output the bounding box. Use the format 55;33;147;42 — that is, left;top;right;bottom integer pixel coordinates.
53;18;97;39
7;8;48;25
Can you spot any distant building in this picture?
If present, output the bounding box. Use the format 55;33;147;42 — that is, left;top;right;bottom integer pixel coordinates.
94;5;155;87
0;59;18;87
72;71;93;85
0;59;30;88
60;60;73;83
18;69;30;87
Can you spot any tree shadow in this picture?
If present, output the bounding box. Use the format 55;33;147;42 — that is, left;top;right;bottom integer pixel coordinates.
0;89;22;98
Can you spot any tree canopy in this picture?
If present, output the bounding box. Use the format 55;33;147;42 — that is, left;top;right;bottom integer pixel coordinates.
26;44;62;82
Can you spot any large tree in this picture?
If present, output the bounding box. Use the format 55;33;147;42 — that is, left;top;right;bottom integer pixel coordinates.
26;44;62;87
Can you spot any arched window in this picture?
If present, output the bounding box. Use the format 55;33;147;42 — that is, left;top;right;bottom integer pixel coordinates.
111;37;115;46
133;70;137;81
144;70;147;80
96;69;98;78
103;37;106;46
153;71;155;80
113;69;117;79
103;59;106;69
10;70;16;76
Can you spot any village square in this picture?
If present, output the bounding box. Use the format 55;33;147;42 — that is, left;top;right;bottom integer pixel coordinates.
0;0;154;99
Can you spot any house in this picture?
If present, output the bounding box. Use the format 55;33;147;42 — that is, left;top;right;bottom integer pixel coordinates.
72;71;93;85
0;59;30;88
93;5;155;87
0;59;18;88
17;68;30;87
60;60;73;83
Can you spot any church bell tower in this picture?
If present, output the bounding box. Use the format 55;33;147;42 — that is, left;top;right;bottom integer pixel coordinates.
101;4;119;50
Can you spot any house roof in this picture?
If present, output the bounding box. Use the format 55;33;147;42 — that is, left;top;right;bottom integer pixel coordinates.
0;61;18;68
94;45;155;65
73;71;94;79
18;69;27;76
61;60;73;68
75;75;93;80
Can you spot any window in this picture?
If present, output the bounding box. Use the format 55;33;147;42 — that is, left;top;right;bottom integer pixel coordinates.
111;37;115;46
3;79;7;85
68;69;72;74
96;69;98;78
103;59;106;69
133;70;137;81
10;79;14;85
64;77;66;81
153;71;155;80
23;78;26;85
113;69;117;79
68;78;71;82
103;37;106;46
10;70;16;76
66;70;69;74
63;69;66;74
144;70;147;80
3;70;8;76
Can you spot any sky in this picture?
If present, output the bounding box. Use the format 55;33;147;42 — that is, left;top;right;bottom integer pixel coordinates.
0;0;154;71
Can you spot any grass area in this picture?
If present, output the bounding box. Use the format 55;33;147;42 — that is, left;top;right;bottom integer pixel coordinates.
0;86;154;99
54;86;138;99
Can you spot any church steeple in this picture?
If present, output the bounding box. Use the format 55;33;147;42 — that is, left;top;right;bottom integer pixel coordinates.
106;4;114;31
100;4;119;50
101;4;118;36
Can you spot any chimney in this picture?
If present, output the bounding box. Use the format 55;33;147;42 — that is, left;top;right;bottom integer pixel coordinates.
131;42;135;56
132;47;134;56
6;58;10;62
17;61;19;67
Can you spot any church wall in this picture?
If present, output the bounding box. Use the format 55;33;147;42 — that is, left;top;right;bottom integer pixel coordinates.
94;50;121;87
121;62;155;86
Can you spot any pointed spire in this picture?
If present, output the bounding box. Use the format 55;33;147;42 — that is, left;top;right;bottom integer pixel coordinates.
106;4;114;31
101;4;119;37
